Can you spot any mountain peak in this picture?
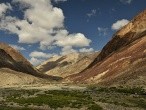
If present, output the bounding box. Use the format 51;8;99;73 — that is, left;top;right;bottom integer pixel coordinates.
117;9;146;36
0;42;31;65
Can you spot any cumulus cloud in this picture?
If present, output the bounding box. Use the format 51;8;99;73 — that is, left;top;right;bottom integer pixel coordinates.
1;0;64;44
79;48;94;53
10;44;26;51
111;19;129;30
60;47;94;55
29;57;45;66
60;46;77;55
0;3;11;18
120;0;133;4
56;33;91;47
0;0;91;57
29;51;55;59
29;51;58;65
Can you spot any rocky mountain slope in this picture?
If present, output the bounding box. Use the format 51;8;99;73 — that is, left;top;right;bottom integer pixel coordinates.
0;43;61;86
66;9;146;87
0;43;38;75
37;52;99;78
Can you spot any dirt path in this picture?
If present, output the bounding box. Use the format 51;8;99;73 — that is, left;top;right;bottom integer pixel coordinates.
0;84;87;91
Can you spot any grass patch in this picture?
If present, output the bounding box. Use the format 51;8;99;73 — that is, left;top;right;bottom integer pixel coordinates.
128;98;146;109
87;85;146;95
1;86;146;109
6;90;102;109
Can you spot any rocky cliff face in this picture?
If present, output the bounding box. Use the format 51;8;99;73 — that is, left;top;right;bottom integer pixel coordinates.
0;43;61;81
37;52;99;78
66;9;146;87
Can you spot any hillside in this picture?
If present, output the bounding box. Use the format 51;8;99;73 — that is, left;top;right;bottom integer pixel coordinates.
37;52;99;78
0;43;62;86
0;43;38;75
66;9;146;87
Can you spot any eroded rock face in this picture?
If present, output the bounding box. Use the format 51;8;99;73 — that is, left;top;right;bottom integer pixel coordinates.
89;10;146;68
66;9;146;86
37;52;99;78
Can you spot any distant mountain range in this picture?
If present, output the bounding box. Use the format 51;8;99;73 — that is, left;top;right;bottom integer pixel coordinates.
37;52;99;78
1;9;146;87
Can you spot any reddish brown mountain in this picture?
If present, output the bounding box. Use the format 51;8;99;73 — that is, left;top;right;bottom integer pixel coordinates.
66;9;146;86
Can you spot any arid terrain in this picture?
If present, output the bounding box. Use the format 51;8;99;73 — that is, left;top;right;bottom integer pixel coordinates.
0;7;146;110
37;52;99;78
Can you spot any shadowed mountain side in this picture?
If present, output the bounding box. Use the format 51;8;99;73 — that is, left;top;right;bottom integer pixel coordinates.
0;42;62;81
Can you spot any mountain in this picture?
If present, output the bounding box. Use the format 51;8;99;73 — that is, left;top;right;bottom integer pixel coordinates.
0;68;41;86
66;9;146;87
37;52;99;78
0;43;38;75
0;43;61;86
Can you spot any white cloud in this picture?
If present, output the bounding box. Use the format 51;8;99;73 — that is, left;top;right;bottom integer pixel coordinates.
79;48;94;53
60;46;77;55
87;9;96;17
56;33;91;47
0;0;91;54
10;44;26;51
0;3;11;18
97;27;108;36
111;19;129;30
39;29;68;50
29;51;58;65
2;0;64;44
120;0;133;4
29;51;54;59
29;57;45;66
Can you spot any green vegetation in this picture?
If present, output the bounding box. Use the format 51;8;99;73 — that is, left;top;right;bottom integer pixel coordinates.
88;104;103;110
87;85;146;109
128;98;146;108
87;85;146;95
0;86;146;109
0;106;33;110
4;89;102;110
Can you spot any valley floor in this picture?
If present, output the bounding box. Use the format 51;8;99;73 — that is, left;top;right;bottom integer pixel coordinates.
0;84;146;110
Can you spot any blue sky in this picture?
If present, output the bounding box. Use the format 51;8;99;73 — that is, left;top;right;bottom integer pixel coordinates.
0;0;146;65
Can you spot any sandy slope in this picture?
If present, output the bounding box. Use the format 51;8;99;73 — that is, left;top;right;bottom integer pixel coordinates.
37;52;99;78
0;68;44;87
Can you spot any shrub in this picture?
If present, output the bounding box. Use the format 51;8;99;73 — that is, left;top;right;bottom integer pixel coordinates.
88;104;103;110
